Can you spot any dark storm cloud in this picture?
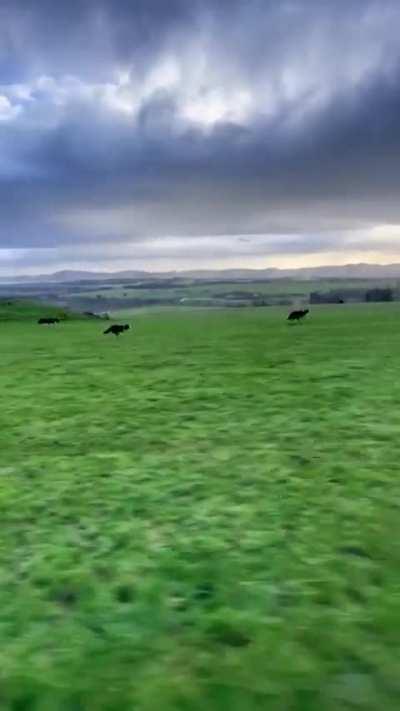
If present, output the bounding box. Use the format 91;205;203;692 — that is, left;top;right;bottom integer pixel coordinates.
1;0;400;272
0;0;201;81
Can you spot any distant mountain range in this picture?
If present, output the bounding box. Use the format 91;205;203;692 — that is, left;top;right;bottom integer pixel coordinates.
3;263;400;283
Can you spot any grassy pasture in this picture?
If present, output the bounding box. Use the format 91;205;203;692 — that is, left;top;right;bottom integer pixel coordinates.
0;303;399;709
0;299;76;322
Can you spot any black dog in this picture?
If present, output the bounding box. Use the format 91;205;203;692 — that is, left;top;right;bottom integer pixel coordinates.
287;309;309;322
38;317;60;325
104;324;130;336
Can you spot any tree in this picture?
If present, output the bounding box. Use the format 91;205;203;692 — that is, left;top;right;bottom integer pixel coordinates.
365;288;393;302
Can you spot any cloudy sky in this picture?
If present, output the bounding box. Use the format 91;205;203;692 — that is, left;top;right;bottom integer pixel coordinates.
1;0;400;275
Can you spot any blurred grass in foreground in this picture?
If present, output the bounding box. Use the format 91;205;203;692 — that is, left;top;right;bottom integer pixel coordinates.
0;304;399;709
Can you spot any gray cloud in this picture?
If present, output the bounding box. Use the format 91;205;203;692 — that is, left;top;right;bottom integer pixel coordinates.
1;0;400;273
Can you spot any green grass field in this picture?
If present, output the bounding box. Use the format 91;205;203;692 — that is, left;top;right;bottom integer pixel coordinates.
1;303;399;710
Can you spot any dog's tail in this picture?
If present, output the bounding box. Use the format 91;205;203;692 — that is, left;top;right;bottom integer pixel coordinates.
103;327;112;334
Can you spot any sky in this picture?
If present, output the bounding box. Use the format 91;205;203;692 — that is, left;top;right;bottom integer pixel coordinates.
1;0;400;275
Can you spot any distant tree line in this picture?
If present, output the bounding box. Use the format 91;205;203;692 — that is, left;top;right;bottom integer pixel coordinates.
310;288;394;304
365;288;393;302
